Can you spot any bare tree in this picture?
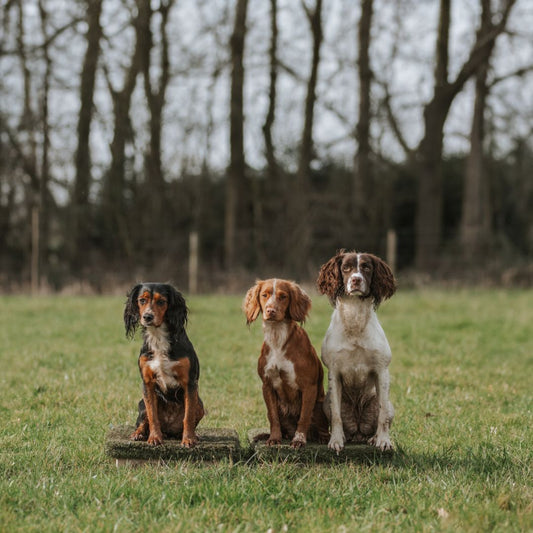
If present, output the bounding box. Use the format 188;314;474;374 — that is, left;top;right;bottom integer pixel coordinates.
1;1;81;289
353;0;375;252
289;0;323;277
225;0;248;270
100;2;146;260
35;0;54;290
141;0;175;206
71;0;103;271
384;0;516;270
263;0;279;186
5;0;49;292
416;0;517;270
256;0;282;267
13;0;40;290
459;0;493;261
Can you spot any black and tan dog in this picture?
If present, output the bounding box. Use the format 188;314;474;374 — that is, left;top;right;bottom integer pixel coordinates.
124;283;204;447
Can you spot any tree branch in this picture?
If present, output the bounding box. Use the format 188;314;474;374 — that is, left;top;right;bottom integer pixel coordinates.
450;0;517;95
377;79;415;161
489;65;533;88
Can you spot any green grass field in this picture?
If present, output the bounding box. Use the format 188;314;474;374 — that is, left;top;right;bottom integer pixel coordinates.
0;289;531;532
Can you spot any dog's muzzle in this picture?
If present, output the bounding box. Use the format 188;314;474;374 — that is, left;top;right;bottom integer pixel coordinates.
142;312;154;325
347;274;366;295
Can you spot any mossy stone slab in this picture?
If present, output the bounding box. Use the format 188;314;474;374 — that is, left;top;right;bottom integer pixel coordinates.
105;425;240;465
247;428;393;463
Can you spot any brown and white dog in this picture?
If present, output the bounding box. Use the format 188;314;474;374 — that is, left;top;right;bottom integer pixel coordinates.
244;279;329;448
317;251;396;452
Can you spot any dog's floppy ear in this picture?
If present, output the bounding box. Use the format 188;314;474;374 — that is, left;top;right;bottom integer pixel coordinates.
166;285;188;333
288;282;311;323
124;284;142;339
243;281;263;325
369;254;396;306
316;250;345;305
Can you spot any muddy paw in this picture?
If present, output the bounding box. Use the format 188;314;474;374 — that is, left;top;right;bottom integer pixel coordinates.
147;432;164;446
181;435;198;448
369;434;393;451
266;436;282;446
290;431;306;449
130;430;147;442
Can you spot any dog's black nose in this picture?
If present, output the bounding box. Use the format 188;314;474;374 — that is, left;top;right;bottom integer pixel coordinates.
143;313;154;323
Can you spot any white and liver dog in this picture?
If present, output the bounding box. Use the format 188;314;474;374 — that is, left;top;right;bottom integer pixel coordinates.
317;250;396;452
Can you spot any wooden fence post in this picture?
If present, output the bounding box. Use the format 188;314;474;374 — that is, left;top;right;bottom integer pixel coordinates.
31;205;39;295
189;231;199;294
386;229;397;274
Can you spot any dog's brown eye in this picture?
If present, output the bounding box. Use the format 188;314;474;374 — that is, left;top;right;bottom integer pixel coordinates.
278;294;287;300
138;298;146;305
156;300;166;307
362;264;371;271
261;293;269;298
342;266;351;272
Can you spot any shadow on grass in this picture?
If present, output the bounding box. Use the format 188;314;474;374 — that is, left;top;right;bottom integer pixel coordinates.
385;441;528;476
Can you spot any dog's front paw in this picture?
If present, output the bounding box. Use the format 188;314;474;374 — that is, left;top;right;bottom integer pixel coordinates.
130;429;147;441
328;431;345;453
369;434;393;451
147;432;164;446
290;432;306;449
266;435;282;446
181;434;198;448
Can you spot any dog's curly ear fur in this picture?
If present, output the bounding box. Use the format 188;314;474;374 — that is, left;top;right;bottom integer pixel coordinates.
124;284;142;339
288;283;311;323
369;254;396;306
243;282;262;325
316;250;345;305
166;286;188;333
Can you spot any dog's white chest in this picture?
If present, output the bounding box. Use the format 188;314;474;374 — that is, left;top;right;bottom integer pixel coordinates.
322;301;391;389
263;323;297;391
145;327;180;392
264;349;297;391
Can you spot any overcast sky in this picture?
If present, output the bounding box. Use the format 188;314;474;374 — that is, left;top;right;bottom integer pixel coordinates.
2;0;532;201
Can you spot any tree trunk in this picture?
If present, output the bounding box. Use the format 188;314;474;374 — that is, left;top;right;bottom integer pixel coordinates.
15;0;39;288
415;97;449;270
225;0;248;271
414;0;450;270
263;0;279;186
414;0;516;271
139;0;172;233
71;0;103;271
101;4;145;260
37;0;52;288
460;0;493;261
353;0;375;252
14;0;47;290
259;0;280;268
290;0;323;277
142;1;173;189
